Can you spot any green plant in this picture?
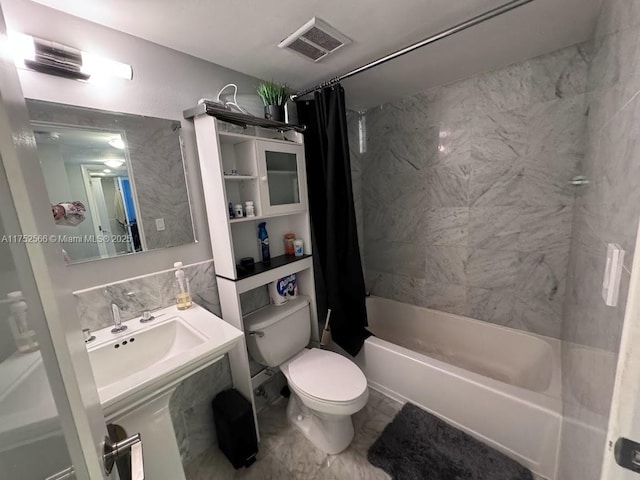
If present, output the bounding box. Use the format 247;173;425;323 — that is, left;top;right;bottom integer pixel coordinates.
257;81;290;107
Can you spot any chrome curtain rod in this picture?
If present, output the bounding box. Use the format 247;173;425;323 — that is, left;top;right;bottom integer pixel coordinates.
291;0;534;101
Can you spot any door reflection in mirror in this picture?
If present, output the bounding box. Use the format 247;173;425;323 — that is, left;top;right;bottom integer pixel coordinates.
35;124;143;262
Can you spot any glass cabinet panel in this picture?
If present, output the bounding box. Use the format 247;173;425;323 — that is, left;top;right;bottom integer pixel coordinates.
257;140;306;215
265;150;300;206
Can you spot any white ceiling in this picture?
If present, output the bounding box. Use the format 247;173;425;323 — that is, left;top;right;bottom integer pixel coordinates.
30;0;601;109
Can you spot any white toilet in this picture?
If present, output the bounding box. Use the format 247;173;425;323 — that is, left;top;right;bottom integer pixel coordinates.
244;296;368;454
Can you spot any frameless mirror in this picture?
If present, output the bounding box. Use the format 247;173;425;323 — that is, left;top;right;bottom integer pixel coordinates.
26;100;196;264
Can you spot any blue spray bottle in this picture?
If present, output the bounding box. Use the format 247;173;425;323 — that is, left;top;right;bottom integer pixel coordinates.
258;222;270;265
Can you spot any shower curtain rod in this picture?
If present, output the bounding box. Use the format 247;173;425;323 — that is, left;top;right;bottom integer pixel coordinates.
291;0;534;101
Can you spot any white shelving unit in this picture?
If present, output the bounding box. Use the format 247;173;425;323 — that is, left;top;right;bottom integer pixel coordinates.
186;107;319;437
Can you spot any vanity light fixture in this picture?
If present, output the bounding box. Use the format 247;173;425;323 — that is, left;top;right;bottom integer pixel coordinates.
104;159;124;168
103;169;112;173
8;31;133;81
108;136;125;149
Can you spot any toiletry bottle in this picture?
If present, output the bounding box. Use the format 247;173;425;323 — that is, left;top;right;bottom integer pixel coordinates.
245;201;255;217
174;262;192;310
258;222;270;265
229;202;235;219
284;233;296;255
7;291;39;353
235;204;244;218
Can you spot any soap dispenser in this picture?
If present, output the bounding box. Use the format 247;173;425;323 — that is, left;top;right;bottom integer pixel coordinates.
7;291;39;353
174;262;193;310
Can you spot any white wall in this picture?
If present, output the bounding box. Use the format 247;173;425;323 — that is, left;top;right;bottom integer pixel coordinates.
1;0;265;290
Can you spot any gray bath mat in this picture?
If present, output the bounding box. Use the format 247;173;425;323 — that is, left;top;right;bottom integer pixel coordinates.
367;403;533;480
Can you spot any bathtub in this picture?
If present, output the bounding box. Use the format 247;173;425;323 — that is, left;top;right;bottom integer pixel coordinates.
354;296;561;480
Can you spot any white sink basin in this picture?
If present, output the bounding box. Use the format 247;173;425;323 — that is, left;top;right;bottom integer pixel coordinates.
87;303;244;415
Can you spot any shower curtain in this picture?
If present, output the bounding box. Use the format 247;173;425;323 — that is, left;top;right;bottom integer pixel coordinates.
296;85;370;356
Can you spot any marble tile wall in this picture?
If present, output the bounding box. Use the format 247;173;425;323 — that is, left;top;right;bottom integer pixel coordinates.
73;259;231;463
558;1;640;478
357;43;591;339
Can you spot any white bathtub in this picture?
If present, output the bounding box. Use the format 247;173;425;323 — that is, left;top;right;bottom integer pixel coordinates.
354;296;562;480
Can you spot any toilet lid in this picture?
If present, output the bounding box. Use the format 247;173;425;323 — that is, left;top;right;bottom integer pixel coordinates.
288;349;367;403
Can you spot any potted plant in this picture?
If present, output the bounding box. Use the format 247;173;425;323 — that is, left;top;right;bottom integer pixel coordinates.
257;81;290;122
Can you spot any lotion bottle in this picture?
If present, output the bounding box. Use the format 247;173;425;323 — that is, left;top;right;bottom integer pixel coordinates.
174;262;193;310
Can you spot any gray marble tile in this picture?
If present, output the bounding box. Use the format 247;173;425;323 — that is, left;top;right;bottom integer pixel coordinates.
392;275;426;307
526;95;588;159
394;242;426;279
424;245;467;284
270;428;332;480
175;355;232;411
439;76;481;124
364;239;397;275
240;286;270;315
192;287;222;317
466;248;519;289
433;120;472;168
471;109;530;163
530;43;591;101
467;287;515;326
423;283;467;316
365;270;394;299
367;389;403;418
468;161;523;207
425;165;470;207
519;206;574;252
522;154;581;207
422;207;469;246
170;403;190;463
517;248;569;302
159;261;216;307
185;448;292;480
475;60;534;113
184;400;218;461
469;206;521;251
75;275;161;330
512;295;563;338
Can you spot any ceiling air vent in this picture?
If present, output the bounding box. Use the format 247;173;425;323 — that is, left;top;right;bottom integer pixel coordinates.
278;17;351;62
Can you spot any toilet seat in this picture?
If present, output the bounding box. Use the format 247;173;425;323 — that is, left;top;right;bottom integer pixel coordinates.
287;349;368;403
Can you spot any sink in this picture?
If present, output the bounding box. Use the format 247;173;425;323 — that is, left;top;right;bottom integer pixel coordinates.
87;303;244;480
88;317;206;389
0;303;245;480
87;303;244;415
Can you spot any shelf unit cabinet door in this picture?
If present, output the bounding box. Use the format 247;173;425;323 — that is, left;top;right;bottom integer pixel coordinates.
256;140;307;216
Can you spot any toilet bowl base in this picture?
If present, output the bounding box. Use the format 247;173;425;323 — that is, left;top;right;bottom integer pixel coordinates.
286;393;355;455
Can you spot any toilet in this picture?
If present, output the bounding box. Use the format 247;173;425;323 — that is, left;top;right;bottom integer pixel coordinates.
244;296;368;454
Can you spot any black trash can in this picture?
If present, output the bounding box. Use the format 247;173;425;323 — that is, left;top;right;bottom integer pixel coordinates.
212;389;258;469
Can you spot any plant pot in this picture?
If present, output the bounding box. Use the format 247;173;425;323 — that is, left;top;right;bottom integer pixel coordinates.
264;105;285;122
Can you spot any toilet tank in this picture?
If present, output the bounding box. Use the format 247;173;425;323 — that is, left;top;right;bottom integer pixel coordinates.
244;297;311;367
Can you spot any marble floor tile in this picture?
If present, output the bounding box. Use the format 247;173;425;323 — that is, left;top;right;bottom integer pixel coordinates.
184;389;401;480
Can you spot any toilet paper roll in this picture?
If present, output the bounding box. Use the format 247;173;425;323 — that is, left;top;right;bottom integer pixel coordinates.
268;281;287;306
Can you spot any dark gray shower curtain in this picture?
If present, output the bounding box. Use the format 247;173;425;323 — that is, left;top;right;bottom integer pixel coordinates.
296;85;370;356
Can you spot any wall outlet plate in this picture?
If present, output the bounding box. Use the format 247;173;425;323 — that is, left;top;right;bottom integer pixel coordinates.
155;218;165;231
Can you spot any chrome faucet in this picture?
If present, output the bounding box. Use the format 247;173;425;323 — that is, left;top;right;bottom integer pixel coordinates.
111;303;127;333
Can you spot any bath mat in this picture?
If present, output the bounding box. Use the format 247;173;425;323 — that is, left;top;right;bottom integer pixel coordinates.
367;403;533;480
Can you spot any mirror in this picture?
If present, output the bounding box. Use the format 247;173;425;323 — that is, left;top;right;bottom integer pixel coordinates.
26;100;196;264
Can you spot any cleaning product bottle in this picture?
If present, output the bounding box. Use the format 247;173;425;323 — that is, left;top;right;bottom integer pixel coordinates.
258;222;270;266
7;291;39;353
174;262;192;310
